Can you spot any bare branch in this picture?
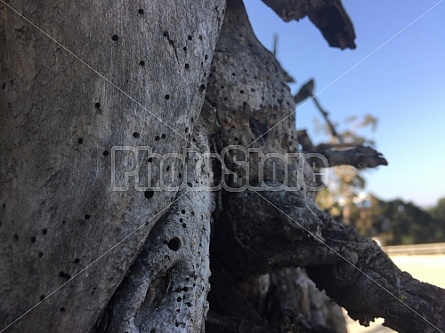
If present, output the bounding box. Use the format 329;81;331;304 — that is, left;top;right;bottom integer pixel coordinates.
313;145;388;169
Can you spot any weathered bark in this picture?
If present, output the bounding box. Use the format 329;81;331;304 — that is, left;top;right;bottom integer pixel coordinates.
309;145;388;169
261;0;356;49
204;1;445;333
204;1;346;332
0;1;223;332
2;0;445;333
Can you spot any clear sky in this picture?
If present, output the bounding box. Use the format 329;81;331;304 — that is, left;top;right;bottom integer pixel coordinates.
244;0;445;207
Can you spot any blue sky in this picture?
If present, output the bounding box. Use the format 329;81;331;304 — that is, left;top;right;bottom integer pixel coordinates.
244;0;445;207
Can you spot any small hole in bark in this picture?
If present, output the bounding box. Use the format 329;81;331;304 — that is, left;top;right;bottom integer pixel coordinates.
199;35;203;40
161;133;166;139
183;46;187;52
186;302;192;307
40;295;45;301
13;234;19;241
2;203;5;209
139;60;145;66
231;72;236;76
41;228;47;235
199;84;206;92
58;271;71;279
150;330;156;333
74;258;80;264
94;102;101;108
84;214;90;220
1;83;5;89
181;209;186;214
205;54;208;60
155;136;160;141
138;8;144;14
103;150;109;156
148;158;153;163
185;127;189;133
187;35;192;40
185;63;189;69
77;138;83;144
240;90;244;94
164;94;170;100
168;237;181;251
144;190;154;199
133;132;140;138
30;236;36;243
163;31;169;37
182;223;187;228
176;297;182;302
111;35;119;41
38;251;43;257
60;307;66;312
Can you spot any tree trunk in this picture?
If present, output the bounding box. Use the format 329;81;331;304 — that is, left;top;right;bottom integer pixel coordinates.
1;1;445;333
0;1;223;332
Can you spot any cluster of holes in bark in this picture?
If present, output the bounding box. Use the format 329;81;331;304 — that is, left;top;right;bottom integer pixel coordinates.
179;217;186;229
155;133;166;141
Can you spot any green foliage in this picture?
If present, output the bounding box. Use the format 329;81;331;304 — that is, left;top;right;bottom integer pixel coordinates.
351;196;445;245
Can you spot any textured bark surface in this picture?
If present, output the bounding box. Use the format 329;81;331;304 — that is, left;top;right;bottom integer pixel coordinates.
2;0;445;332
0;1;223;332
261;0;356;49
97;120;215;333
204;1;346;332
204;1;445;333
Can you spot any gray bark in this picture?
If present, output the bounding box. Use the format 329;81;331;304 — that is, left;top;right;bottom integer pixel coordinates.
2;0;445;333
0;1;223;332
